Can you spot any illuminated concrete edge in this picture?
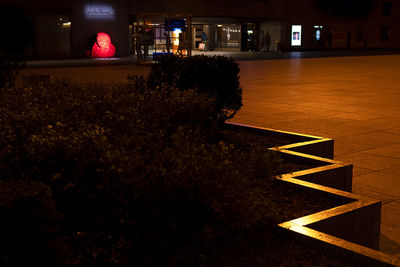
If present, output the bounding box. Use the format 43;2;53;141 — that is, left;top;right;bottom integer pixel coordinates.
224;122;400;266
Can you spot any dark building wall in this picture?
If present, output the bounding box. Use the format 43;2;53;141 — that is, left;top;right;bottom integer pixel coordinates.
313;0;400;49
284;0;320;50
129;0;284;19
0;1;73;59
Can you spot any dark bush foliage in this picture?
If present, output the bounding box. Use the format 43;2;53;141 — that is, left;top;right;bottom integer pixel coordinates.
0;73;354;265
0;58;24;89
0;180;68;266
0;79;284;265
146;54;243;121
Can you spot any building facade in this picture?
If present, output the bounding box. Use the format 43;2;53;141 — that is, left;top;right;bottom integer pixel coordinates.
1;0;399;59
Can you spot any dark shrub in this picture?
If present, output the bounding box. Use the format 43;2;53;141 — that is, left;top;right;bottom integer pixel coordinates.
146;54;243;121
0;180;68;266
0;58;24;89
0;79;283;265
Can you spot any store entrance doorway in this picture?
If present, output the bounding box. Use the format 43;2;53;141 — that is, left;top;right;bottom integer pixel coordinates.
131;16;192;62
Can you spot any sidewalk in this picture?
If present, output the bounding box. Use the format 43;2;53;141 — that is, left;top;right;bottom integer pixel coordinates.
24;49;400;68
229;56;400;258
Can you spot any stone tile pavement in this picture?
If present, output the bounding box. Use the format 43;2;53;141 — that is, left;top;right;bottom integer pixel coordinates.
230;55;400;258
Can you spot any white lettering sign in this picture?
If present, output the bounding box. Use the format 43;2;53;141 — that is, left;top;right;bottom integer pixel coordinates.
85;5;115;18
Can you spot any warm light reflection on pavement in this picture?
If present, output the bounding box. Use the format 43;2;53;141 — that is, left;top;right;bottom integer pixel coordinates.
232;55;400;257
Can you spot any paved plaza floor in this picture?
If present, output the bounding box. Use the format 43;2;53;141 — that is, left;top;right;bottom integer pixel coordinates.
231;55;400;258
19;52;400;258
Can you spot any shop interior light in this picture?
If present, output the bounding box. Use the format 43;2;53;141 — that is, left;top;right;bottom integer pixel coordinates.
62;22;71;26
217;24;222;27
173;28;182;46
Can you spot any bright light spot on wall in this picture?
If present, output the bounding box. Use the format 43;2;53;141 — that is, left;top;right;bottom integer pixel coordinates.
84;5;115;19
62;22;71;26
291;25;302;46
173;28;181;45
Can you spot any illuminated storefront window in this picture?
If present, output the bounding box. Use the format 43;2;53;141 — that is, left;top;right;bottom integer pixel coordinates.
216;24;241;49
291;25;302;46
173;28;181;46
132;17;190;60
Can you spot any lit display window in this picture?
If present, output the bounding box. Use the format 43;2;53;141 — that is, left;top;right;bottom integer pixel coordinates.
173;28;182;46
291;25;302;46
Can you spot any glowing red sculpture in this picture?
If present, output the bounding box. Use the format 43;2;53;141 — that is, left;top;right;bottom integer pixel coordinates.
91;32;115;58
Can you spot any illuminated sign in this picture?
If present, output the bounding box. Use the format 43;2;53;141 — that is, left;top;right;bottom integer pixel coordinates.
85;5;115;19
314;25;323;42
291;25;302;46
316;30;321;41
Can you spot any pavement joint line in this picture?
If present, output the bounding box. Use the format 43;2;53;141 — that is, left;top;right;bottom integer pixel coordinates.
362;152;400;160
382;199;400;206
353;187;400;202
351;168;380;177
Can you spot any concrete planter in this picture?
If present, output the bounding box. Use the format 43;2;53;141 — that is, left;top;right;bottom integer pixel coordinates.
225;122;400;266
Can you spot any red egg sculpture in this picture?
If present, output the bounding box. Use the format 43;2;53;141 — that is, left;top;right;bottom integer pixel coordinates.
91;32;115;58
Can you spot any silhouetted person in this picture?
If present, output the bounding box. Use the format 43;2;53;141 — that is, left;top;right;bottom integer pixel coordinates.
347;32;351;49
201;32;208;42
364;30;368;49
177;32;185;57
266;32;271;51
165;32;171;53
86;34;98;57
201;32;208;50
327;30;333;49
